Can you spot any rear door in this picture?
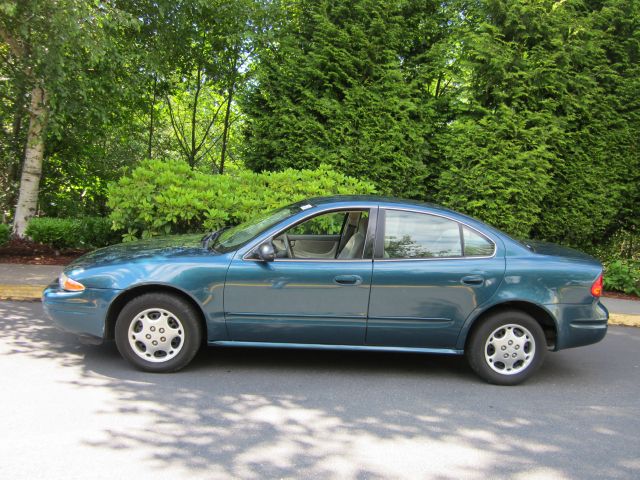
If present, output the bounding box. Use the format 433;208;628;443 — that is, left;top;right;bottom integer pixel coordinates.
366;208;505;349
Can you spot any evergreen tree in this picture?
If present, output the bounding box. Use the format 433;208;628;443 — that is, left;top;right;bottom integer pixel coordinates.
433;0;640;244
242;0;443;197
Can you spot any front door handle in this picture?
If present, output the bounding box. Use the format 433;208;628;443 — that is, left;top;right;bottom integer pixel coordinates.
334;275;362;286
461;275;485;286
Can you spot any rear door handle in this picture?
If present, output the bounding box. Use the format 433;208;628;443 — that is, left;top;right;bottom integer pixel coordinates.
461;275;484;286
334;275;362;286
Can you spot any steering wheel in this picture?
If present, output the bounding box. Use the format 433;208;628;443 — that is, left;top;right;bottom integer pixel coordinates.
283;234;294;259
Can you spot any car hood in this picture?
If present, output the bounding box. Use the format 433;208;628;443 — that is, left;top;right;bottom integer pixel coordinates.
527;240;601;266
66;234;213;270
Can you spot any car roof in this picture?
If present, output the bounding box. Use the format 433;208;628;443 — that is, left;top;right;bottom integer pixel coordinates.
303;194;515;239
305;195;458;216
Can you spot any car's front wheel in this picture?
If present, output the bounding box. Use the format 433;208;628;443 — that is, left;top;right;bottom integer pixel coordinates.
466;310;547;385
115;292;202;372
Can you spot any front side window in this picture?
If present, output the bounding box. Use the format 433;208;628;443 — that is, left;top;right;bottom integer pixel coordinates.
383;210;462;259
286;211;346;236
273;210;369;259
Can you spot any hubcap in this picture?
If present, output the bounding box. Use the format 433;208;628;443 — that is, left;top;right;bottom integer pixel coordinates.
484;323;535;375
128;308;185;363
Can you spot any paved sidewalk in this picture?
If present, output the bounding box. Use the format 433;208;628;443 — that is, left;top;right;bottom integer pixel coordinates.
601;297;640;315
0;263;638;326
0;263;62;285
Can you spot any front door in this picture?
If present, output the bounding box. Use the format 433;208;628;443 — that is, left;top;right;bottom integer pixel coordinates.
366;208;505;349
224;208;375;345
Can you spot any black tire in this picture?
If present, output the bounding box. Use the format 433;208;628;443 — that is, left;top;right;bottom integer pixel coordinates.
115;292;203;373
466;310;547;386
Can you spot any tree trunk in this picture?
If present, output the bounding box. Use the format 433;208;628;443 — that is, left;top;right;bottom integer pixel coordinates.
147;75;157;159
190;66;202;169
219;80;235;175
12;85;48;238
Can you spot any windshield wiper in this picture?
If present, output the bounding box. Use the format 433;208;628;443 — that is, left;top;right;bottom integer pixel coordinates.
201;227;229;250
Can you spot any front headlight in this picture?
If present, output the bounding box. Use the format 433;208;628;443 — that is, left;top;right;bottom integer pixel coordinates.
59;273;85;292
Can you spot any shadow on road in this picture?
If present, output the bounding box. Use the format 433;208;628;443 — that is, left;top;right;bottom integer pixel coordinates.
1;301;639;479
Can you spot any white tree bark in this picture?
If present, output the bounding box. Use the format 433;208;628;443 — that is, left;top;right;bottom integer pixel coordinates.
12;85;48;238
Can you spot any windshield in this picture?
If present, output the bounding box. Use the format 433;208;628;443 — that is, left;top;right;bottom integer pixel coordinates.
212;204;305;253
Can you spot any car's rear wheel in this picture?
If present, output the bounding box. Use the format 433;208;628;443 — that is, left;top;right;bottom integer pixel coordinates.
115;293;202;372
466;310;546;385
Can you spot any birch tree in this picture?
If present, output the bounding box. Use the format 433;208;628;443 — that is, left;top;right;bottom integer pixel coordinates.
0;0;132;236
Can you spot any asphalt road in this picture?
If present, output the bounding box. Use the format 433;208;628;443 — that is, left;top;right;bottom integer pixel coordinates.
0;301;639;480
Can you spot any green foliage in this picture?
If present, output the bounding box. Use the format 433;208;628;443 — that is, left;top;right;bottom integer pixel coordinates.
0;0;150;220
26;218;79;249
25;217;118;249
242;0;439;198
434;107;554;238
107;159;375;240
604;260;640;297
425;0;640;245
115;0;264;173
0;224;9;245
588;229;640;264
588;229;640;296
1;0;638;253
241;0;640;246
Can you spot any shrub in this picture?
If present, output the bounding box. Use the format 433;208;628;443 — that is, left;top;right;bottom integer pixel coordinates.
604;260;640;297
587;229;640;296
79;217;121;248
107;159;376;240
26;217;118;249
0;223;9;246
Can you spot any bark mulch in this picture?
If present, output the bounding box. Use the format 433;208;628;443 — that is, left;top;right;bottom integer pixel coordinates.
603;291;640;301
0;238;87;266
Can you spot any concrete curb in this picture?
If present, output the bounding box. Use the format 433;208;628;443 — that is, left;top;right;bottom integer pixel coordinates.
0;284;44;301
0;283;639;327
609;314;640;328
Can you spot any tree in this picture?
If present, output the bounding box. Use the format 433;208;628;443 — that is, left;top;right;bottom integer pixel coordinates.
242;0;445;197
121;0;263;172
0;0;137;236
433;0;640;245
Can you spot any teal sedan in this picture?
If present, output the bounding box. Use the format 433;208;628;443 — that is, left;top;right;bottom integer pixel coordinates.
43;196;608;385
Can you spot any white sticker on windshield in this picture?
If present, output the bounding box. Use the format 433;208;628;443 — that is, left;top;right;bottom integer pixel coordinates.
300;204;313;210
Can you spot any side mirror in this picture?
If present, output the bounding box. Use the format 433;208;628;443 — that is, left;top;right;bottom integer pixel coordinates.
256;242;276;262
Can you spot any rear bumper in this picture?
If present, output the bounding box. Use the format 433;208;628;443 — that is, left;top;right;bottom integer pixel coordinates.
42;283;120;343
548;301;609;351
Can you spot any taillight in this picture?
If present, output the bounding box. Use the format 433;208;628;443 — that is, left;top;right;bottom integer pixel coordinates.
591;273;603;298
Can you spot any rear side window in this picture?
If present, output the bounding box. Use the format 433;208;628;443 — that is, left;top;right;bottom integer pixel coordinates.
383;210;462;259
462;227;495;257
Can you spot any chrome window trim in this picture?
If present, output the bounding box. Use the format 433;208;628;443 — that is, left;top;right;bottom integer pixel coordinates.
242;206;375;262
243;258;373;263
376;207;497;261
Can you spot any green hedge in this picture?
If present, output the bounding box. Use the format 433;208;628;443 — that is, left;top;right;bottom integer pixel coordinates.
26;217;119;249
107;159;376;240
0;224;9;246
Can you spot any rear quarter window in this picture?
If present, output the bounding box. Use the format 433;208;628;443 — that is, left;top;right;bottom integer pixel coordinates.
462;226;495;257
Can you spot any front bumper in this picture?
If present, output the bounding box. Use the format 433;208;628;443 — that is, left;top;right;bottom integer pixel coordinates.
42;283;120;344
549;300;609;351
